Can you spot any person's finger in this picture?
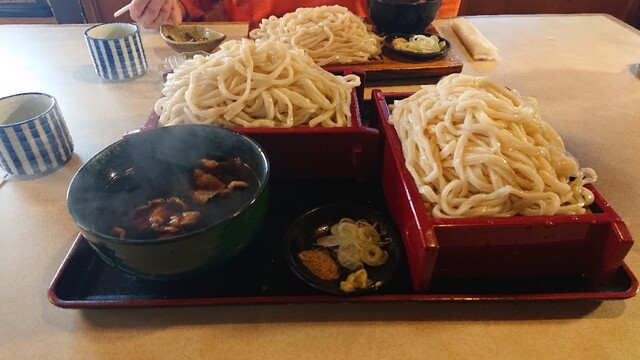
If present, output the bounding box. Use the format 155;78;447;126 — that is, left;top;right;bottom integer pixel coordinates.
166;2;184;25
129;0;152;20
152;0;175;26
130;0;170;29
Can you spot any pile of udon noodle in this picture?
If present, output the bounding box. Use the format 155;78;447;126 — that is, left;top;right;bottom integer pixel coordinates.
389;74;597;218
155;37;360;127
249;5;383;66
156;6;381;128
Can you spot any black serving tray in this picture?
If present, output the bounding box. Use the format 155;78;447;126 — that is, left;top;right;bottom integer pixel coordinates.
49;100;638;307
49;177;638;308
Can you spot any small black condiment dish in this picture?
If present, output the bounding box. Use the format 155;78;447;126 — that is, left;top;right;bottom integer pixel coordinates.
285;203;401;296
384;32;451;60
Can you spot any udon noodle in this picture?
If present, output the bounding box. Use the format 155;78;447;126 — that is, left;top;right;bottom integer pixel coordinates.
389;74;597;218
249;5;382;66
155;38;360;127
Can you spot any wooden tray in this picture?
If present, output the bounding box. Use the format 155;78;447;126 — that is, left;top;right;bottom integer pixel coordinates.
325;26;463;80
248;22;463;80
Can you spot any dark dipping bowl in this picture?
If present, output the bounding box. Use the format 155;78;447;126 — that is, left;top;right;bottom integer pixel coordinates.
67;125;270;280
369;0;442;34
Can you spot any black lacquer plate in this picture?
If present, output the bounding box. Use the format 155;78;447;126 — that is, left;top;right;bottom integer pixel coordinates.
49;177;638;308
48;102;638;308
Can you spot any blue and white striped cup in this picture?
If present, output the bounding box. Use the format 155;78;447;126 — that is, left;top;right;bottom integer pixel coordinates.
0;93;74;178
85;23;148;81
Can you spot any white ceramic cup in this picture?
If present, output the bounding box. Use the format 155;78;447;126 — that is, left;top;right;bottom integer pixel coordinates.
84;23;148;81
0;93;74;178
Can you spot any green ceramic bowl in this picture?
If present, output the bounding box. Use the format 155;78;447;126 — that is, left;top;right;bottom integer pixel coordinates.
67;125;269;280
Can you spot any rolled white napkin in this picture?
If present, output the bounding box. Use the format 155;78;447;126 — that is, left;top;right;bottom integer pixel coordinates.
451;18;500;61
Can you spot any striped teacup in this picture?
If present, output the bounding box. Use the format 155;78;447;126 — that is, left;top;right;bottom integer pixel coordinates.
85;23;148;81
0;93;74;178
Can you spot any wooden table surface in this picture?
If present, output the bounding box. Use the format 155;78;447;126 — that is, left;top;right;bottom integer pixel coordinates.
0;15;639;360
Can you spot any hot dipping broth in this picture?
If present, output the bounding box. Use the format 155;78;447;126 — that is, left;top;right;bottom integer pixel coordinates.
106;157;261;240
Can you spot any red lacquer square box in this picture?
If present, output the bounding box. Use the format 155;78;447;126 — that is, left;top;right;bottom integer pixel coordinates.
136;71;379;179
372;90;635;292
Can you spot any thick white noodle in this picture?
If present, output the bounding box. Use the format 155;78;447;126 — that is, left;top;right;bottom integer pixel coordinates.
249;5;382;66
155;38;360;127
389;74;597;218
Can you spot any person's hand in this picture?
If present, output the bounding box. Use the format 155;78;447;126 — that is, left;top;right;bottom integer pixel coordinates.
129;0;184;30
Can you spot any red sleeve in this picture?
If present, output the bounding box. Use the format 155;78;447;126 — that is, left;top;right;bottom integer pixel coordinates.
180;0;219;21
438;0;461;17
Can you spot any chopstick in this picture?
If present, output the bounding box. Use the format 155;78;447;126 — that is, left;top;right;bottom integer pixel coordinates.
113;3;131;18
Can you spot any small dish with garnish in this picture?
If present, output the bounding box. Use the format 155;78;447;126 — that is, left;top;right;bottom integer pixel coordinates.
161;24;226;53
384;32;450;60
285;203;401;295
